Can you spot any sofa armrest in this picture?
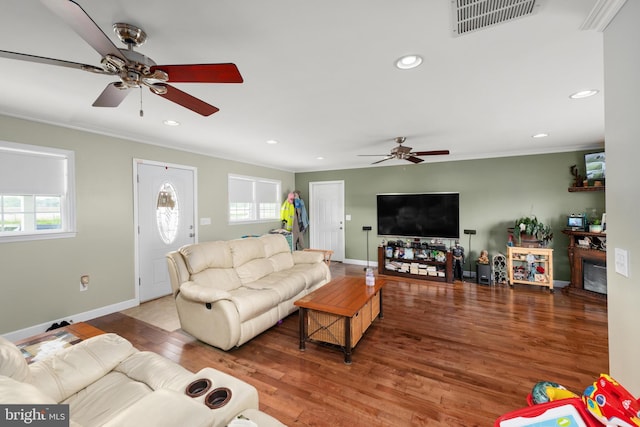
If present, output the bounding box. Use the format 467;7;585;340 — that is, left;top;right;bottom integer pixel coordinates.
180;281;233;303
292;250;324;264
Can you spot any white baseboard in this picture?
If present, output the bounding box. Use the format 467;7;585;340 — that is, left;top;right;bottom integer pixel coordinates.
344;258;378;267
2;298;139;341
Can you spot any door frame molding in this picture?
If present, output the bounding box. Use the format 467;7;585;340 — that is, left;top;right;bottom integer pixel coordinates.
133;158;198;303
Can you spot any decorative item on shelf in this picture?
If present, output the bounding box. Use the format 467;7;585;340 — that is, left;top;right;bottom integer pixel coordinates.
569;165;584;187
589;218;603;233
513;216;553;248
477;250;489;264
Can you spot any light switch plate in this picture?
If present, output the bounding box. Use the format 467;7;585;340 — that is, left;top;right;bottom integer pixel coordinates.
615;247;629;277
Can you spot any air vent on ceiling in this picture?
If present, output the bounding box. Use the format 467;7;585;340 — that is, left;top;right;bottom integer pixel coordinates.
452;0;540;37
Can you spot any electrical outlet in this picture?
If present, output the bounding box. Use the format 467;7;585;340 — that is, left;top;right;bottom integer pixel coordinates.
80;275;89;291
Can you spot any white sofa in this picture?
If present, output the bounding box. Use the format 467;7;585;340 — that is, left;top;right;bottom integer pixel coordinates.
0;333;285;427
166;234;331;351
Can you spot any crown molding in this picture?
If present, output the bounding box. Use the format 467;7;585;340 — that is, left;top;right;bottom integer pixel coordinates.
580;0;628;31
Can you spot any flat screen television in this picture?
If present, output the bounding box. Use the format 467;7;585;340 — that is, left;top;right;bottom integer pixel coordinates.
377;193;459;239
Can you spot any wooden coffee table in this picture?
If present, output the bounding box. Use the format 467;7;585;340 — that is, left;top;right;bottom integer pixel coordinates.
294;276;384;364
14;322;104;364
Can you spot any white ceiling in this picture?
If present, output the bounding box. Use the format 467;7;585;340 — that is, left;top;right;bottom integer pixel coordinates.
0;0;606;172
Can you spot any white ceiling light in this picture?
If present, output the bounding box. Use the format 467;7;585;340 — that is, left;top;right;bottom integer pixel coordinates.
395;55;423;70
266;139;279;145
316;156;324;160
570;90;599;99
532;133;548;138
163;120;180;126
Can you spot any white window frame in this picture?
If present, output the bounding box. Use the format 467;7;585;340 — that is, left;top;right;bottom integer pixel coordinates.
0;140;76;243
228;174;281;224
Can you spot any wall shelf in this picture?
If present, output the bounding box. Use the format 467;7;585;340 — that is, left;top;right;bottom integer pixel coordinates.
568;186;605;192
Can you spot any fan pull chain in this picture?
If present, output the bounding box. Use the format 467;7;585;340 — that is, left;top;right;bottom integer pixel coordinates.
139;87;144;117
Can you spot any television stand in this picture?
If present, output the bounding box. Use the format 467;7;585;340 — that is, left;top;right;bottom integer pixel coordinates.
377;246;453;283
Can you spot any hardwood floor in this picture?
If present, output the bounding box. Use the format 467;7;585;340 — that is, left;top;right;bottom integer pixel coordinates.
87;263;608;426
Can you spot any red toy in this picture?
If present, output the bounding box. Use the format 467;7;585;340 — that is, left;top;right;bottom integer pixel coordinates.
582;374;640;426
496;374;640;427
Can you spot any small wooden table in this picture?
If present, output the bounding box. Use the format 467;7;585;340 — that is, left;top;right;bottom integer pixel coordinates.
294;276;384;364
14;322;104;364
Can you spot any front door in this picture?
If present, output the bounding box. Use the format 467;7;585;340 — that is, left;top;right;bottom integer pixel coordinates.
135;160;196;302
309;180;345;262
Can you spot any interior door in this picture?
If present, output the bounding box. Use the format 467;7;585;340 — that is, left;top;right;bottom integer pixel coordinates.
136;161;196;302
309;180;345;262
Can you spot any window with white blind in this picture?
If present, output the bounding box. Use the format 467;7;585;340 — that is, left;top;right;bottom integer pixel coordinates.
0;141;76;242
228;174;281;223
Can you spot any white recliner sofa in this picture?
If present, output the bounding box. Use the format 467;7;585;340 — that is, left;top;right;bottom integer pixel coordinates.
0;333;285;427
166;234;331;351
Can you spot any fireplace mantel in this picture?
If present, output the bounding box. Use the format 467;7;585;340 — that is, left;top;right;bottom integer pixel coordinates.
562;230;607;299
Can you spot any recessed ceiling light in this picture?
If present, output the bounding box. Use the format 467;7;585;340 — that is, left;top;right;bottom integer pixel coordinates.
316;156;324;160
395;55;423;70
266;139;279;145
163;120;180;126
569;90;599;99
532;133;549;138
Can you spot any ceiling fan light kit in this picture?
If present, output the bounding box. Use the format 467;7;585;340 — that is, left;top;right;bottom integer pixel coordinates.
0;0;243;116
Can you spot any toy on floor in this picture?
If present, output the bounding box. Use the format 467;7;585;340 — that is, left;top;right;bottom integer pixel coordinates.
496;374;640;427
531;380;578;404
582;374;640;427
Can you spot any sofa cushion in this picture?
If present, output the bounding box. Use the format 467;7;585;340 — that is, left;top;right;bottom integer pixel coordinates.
243;272;306;301
29;333;136;402
289;263;330;289
0;375;55;404
191;267;241;292
101;389;215;427
0;335;31;382
269;252;295;272
62;371;152;427
115;351;193;391
259;234;291;257
180;241;233;274
229;288;281;322
235;258;275;284
229;238;266;268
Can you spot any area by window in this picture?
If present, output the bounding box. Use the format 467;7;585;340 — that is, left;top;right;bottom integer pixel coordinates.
228;174;281;223
0;141;76;242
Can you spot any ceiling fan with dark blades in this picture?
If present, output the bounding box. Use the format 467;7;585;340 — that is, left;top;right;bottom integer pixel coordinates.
359;137;450;164
0;0;243;116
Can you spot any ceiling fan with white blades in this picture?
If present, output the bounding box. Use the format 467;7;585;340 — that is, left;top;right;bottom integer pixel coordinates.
0;0;243;116
359;137;450;165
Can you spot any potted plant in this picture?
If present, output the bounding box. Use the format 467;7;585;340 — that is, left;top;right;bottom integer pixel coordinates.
589;218;603;233
513;216;553;247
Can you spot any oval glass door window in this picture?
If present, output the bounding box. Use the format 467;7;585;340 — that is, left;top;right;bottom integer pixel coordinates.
156;182;179;244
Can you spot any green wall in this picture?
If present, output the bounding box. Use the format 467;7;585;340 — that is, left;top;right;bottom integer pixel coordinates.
0;115;294;335
295;151;605;281
0;112;606;336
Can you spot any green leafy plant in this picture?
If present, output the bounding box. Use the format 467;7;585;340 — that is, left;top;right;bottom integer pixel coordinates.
514;216;553;244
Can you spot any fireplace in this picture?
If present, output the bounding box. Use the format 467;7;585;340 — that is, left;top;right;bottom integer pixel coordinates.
583;260;607;295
